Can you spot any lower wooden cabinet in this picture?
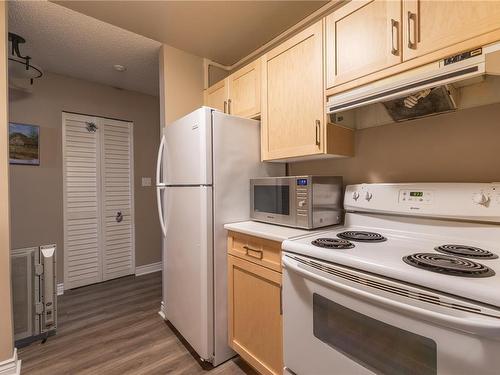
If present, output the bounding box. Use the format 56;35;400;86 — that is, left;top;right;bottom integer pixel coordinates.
227;253;283;375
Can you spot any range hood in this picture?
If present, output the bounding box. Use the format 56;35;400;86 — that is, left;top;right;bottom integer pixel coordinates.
327;42;500;129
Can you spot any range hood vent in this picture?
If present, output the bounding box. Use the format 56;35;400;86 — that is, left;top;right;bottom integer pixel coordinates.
382;85;458;122
327;42;500;128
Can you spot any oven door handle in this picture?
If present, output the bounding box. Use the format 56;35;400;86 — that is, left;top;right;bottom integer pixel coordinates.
283;256;500;337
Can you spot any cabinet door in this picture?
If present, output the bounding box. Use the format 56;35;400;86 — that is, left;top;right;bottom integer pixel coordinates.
326;0;402;88
228;60;261;118
228;255;283;375
262;20;324;161
204;79;228;113
403;0;500;61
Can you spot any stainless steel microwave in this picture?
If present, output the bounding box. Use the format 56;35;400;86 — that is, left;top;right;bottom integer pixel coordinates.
250;176;343;229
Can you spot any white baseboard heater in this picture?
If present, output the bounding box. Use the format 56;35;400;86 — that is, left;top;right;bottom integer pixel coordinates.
11;244;57;346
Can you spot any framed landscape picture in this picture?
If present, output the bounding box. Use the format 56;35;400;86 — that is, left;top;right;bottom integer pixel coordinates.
9;123;40;165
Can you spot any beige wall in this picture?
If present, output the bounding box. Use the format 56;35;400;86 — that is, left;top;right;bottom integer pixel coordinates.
9;72;162;283
290;103;500;184
159;44;204;126
0;1;14;362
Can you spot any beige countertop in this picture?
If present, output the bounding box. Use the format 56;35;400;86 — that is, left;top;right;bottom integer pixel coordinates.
224;220;333;242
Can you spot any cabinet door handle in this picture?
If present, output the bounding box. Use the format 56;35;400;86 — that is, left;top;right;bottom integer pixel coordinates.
243;245;263;260
407;11;417;50
227;98;232;114
315;120;321;147
279;285;283;315
390;19;399;56
223;100;227;113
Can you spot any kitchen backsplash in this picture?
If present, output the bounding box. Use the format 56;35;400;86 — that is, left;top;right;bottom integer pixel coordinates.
289;102;500;185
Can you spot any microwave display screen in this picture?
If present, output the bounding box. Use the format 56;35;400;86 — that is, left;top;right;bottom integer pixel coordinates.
254;186;290;215
297;178;308;186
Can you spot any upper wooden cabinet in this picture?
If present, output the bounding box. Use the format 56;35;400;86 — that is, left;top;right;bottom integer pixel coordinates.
261;20;354;161
261;20;324;160
204;79;228;113
403;0;500;61
326;0;500;94
228;60;261;118
204;60;261;118
326;0;402;89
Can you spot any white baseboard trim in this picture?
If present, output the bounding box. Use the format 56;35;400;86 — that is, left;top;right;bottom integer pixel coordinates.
0;348;21;375
57;283;64;296
135;261;162;276
158;300;166;320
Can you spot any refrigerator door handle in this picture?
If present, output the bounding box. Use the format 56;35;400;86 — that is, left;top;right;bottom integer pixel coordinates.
156;186;167;237
156;134;167;237
156;134;166;187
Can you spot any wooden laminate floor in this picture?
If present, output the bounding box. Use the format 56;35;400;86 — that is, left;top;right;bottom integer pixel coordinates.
19;272;257;375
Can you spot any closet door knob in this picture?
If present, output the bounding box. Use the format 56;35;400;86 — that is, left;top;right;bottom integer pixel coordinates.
116;211;123;223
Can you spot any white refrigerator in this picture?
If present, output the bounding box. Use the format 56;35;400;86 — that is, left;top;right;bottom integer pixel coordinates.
155;107;284;365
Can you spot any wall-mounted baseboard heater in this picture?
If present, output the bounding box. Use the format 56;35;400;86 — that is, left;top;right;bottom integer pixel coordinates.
11;244;57;346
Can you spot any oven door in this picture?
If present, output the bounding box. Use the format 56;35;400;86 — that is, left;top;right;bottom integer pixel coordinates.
282;254;500;375
250;178;297;227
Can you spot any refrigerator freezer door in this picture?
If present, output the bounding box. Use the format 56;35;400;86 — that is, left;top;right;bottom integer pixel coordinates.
165;185;213;362
164;107;213;185
211;111;285;365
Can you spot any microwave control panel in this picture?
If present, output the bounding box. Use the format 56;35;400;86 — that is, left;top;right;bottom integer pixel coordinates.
296;178;309;225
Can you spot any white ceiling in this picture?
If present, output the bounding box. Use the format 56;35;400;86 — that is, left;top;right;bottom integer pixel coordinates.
8;1;162;96
53;0;328;65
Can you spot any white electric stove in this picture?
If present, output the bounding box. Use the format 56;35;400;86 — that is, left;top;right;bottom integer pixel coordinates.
281;183;500;375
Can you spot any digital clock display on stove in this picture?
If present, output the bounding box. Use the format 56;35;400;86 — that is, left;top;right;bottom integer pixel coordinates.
410;192;424;197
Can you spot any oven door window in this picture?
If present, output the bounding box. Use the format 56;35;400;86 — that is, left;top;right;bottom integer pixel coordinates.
313;293;437;375
254;185;290;215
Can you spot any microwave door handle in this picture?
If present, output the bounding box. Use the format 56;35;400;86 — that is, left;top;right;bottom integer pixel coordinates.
283;256;500;337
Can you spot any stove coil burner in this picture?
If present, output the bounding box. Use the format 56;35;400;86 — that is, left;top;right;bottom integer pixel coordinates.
311;238;355;249
435;244;498;259
403;253;495;278
337;231;387;243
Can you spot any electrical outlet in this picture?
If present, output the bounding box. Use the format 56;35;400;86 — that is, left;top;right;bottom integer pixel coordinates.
142;177;151;187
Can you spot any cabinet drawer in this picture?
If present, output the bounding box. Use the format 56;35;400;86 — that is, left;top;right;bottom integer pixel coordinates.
227;231;281;273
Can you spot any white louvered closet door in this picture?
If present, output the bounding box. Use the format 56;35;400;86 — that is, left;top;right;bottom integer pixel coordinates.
100;118;135;281
63;113;134;289
63;113;103;289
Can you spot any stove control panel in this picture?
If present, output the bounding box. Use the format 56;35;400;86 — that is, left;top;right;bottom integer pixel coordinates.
399;190;432;204
344;183;500;223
